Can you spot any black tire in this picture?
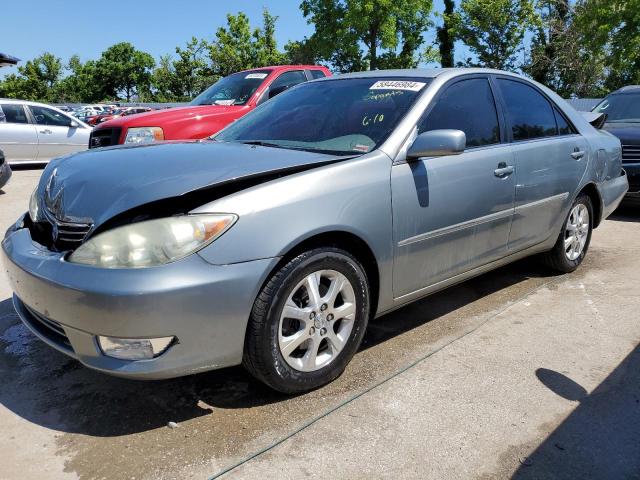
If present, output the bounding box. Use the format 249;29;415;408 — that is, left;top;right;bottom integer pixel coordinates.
542;193;593;273
243;247;370;394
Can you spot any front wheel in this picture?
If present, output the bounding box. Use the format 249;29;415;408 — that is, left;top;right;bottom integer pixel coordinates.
243;248;370;393
542;193;593;273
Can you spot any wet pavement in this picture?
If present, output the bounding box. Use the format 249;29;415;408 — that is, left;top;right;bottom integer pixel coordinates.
1;170;638;479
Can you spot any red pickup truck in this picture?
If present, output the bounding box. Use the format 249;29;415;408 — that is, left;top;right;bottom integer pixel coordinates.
89;65;331;148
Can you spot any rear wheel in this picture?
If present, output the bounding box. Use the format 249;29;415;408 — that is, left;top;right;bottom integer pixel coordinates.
243;248;370;393
543;193;593;273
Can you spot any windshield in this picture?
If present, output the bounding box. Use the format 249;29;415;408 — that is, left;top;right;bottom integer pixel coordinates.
215;77;431;155
593;93;640;123
190;69;272;106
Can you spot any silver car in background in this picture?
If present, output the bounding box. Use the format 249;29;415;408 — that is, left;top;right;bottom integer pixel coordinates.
0;99;90;165
2;69;628;393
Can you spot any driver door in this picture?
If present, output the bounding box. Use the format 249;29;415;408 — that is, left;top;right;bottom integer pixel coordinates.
391;77;515;298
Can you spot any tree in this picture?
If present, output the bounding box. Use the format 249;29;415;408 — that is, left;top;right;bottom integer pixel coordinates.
208;9;287;78
94;42;155;101
576;0;640;90
454;0;538;70
0;52;63;101
523;0;606;98
300;0;433;72
437;0;456;67
173;37;211;99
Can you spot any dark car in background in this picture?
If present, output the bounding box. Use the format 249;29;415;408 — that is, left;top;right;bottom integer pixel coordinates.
593;86;640;202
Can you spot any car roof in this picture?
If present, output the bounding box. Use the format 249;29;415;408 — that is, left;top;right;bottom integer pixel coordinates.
0;98;69;109
610;85;640;95
327;67;521;80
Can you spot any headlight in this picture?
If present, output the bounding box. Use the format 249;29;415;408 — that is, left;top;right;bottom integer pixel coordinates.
68;214;237;268
124;127;164;144
29;187;40;221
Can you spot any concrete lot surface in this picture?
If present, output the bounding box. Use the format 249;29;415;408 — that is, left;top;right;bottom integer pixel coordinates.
0;170;639;480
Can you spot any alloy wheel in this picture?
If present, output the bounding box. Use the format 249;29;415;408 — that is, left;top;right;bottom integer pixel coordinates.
564;203;590;261
278;269;356;372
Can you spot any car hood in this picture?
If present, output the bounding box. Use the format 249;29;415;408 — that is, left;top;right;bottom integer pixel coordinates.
38;141;345;229
97;105;246;129
603;123;640;145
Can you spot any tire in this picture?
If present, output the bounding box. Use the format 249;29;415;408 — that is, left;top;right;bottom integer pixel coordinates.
243;247;370;394
542;193;593;273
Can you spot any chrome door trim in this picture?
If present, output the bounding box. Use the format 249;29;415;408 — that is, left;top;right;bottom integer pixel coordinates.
397;191;570;247
397;208;513;247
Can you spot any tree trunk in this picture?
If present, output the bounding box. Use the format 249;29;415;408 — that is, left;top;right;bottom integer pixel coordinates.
437;0;456;67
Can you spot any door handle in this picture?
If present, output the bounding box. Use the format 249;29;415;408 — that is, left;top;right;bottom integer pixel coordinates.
39;129;52;134
571;150;585;160
494;162;514;178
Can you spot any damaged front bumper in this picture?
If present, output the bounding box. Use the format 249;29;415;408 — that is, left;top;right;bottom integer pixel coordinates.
2;219;279;379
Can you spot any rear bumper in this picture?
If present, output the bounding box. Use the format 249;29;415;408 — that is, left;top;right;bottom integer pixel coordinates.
600;169;629;219
2;223;279;379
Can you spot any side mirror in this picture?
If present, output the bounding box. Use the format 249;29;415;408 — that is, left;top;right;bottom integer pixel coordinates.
406;129;466;161
69;120;79;128
269;85;290;99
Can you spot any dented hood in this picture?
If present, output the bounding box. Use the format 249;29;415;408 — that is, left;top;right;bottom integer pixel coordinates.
37;141;342;229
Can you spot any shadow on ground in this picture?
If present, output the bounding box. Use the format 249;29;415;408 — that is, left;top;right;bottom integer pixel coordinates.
0;257;556;438
512;344;640;479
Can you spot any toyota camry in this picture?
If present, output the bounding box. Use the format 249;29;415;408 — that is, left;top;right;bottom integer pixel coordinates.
2;69;628;393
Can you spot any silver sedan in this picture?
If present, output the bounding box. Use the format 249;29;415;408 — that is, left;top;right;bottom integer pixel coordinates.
2;69;628;393
0;99;90;165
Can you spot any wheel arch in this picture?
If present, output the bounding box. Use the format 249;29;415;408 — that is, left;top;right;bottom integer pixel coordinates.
260;230;381;318
578;182;603;228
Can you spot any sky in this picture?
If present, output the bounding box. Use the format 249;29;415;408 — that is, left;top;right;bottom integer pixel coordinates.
1;0;447;78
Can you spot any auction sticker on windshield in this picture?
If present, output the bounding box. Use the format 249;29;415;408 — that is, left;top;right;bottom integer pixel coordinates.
369;80;426;91
246;73;268;79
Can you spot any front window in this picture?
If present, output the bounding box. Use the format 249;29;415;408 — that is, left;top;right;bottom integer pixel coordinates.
190;70;272;106
215;77;431;155
593;93;640;123
29;105;73;127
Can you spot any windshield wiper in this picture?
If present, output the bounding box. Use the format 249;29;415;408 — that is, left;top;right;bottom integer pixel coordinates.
240;140;285;148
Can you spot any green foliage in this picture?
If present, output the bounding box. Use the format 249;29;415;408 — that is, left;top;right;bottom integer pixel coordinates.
454;0;539;70
94;42;156;101
300;0;433;72
523;0;606;98
0;52;63;101
208;10;287;78
576;0;640;90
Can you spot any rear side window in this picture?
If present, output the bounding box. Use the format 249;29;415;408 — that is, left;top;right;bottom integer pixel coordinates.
497;79;557;141
270;70;308;90
419;78;500;147
309;70;326;79
0;104;29;124
554;108;574;135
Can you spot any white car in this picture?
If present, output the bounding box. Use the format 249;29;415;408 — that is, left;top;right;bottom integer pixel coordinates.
0;99;91;165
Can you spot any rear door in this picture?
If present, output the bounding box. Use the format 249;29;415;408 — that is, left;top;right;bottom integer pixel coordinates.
494;77;588;251
28;105;88;161
391;76;515;297
0;103;38;164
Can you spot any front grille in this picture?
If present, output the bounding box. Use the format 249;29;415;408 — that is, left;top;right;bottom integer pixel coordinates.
51;219;93;251
23;303;73;352
28;214;93;252
89;127;121;148
622;144;640;163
